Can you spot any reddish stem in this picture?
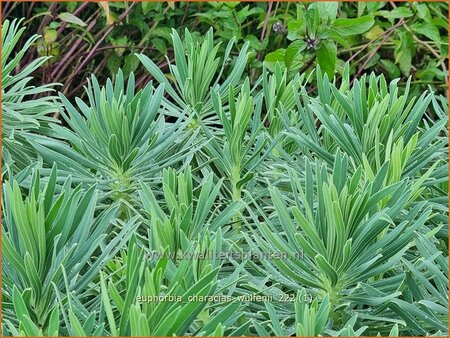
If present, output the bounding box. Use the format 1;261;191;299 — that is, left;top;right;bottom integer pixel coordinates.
65;2;137;88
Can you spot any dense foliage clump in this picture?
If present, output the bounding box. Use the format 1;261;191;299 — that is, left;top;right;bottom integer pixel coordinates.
1;7;448;337
3;2;448;99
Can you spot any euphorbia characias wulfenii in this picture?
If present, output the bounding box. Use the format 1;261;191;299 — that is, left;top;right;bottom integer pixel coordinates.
2;18;448;337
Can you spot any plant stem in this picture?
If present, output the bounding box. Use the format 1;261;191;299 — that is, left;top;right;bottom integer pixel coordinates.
65;2;137;87
351;18;407;84
389;0;447;84
231;164;242;231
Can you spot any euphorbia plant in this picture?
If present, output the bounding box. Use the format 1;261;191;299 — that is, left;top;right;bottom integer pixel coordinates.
1;166;138;335
286;66;447;191
243;152;433;331
84;234;246;336
2;17;448;337
27;70;199;215
137;28;250;126
198;82;279;229
138;165;241;253
1;19;59;174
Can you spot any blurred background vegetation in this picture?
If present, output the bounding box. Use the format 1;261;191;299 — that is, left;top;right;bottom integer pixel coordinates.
3;1;448;100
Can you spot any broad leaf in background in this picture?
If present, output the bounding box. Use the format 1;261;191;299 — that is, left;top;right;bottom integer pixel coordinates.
265;3;374;77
